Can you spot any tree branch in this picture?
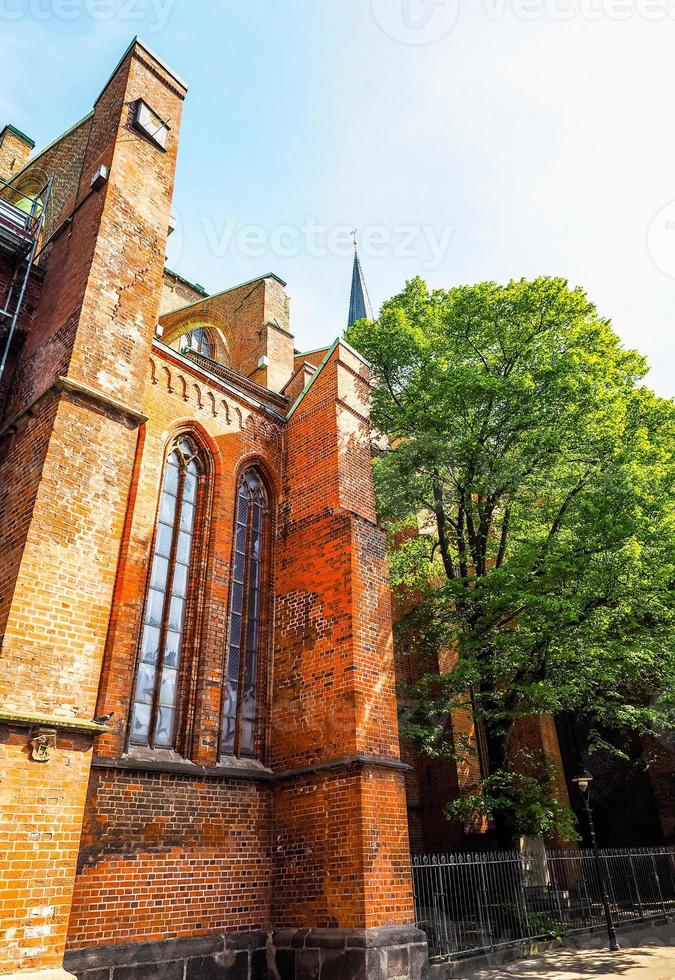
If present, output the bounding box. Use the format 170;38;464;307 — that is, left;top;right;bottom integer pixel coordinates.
432;473;456;580
496;507;511;568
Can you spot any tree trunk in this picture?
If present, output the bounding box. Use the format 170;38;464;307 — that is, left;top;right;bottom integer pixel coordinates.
482;714;518;850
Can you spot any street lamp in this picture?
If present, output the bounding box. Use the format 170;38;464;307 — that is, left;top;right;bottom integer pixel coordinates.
572;768;621;952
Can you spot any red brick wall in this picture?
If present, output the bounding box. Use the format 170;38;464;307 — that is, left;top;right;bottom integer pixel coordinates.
0;730;92;973
273;766;413;931
0;41;186;974
1;40;422;975
67;768;272;949
66;347;284;950
270;342;415;931
160;276;294;393
0;42;185;713
0;126;33;182
160;269;207;316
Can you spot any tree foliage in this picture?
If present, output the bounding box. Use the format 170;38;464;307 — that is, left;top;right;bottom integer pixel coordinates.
346;276;675;844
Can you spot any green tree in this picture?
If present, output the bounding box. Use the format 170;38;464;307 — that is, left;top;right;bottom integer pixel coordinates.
347;276;675;847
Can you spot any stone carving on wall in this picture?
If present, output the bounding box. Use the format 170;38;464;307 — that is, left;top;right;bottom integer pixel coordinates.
29;726;57;763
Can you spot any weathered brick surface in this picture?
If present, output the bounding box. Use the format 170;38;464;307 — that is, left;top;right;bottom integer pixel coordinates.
1;36;428;980
271;342;415;932
72;338;415;948
0;40;186;974
273;767;413;931
0;124;33;182
67;768;272;949
159;276;293;393
0;729;92;973
160;268;207;316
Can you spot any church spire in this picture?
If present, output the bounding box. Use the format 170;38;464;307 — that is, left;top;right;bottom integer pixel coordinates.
347;231;373;327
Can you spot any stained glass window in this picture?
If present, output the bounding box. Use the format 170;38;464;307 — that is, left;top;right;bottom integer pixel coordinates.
129;436;204;749
221;470;268;757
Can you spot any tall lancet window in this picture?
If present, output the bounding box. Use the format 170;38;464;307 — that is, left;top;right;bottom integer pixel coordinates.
130;435;206;750
221;469;269;758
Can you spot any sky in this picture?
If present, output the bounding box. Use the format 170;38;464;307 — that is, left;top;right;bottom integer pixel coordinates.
2;0;674;396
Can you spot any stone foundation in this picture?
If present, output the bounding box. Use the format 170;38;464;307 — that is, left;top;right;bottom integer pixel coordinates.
274;926;428;980
64;927;428;980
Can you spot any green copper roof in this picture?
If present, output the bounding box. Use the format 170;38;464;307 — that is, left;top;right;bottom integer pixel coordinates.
164;267;208;295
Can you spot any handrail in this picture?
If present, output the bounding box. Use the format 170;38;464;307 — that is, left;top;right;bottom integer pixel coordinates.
0;171;45;199
0;175;54;383
0;175;51;238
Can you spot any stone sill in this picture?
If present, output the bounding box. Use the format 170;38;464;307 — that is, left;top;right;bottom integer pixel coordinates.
92;755;275;782
92;752;411;783
0;709;109;734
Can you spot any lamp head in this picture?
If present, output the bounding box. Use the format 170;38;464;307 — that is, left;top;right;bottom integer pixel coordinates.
573;769;593;794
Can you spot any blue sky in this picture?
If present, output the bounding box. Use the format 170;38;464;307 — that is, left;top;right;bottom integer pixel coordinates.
2;1;674;395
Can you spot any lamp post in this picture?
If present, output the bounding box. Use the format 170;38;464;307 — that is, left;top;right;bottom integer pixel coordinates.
572;769;621;952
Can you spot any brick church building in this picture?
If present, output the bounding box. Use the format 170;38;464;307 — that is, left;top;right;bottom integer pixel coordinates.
0;38;670;980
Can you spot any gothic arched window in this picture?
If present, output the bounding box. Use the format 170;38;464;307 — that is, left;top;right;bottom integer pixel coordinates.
130;435;207;750
182;327;211;357
221;469;269;758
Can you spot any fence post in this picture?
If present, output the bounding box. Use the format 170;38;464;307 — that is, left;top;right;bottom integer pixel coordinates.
602;852;620;920
579;852;594;925
628;854;644;918
433;858;450;958
549;854;566;928
478;858;496;951
651;853;667;916
516;852;529;939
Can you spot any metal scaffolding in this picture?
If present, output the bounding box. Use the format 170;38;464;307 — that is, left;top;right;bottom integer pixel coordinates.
0;173;53;384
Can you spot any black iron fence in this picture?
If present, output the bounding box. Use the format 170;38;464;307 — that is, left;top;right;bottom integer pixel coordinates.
412;846;675;960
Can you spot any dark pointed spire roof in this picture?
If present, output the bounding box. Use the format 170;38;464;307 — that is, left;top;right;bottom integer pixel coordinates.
347;233;372;327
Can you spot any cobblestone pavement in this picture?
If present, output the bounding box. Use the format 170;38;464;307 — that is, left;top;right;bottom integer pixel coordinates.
453;924;675;979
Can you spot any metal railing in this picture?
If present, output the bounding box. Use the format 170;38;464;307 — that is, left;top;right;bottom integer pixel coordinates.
0;174;54;383
0;174;48;241
412;847;675;960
